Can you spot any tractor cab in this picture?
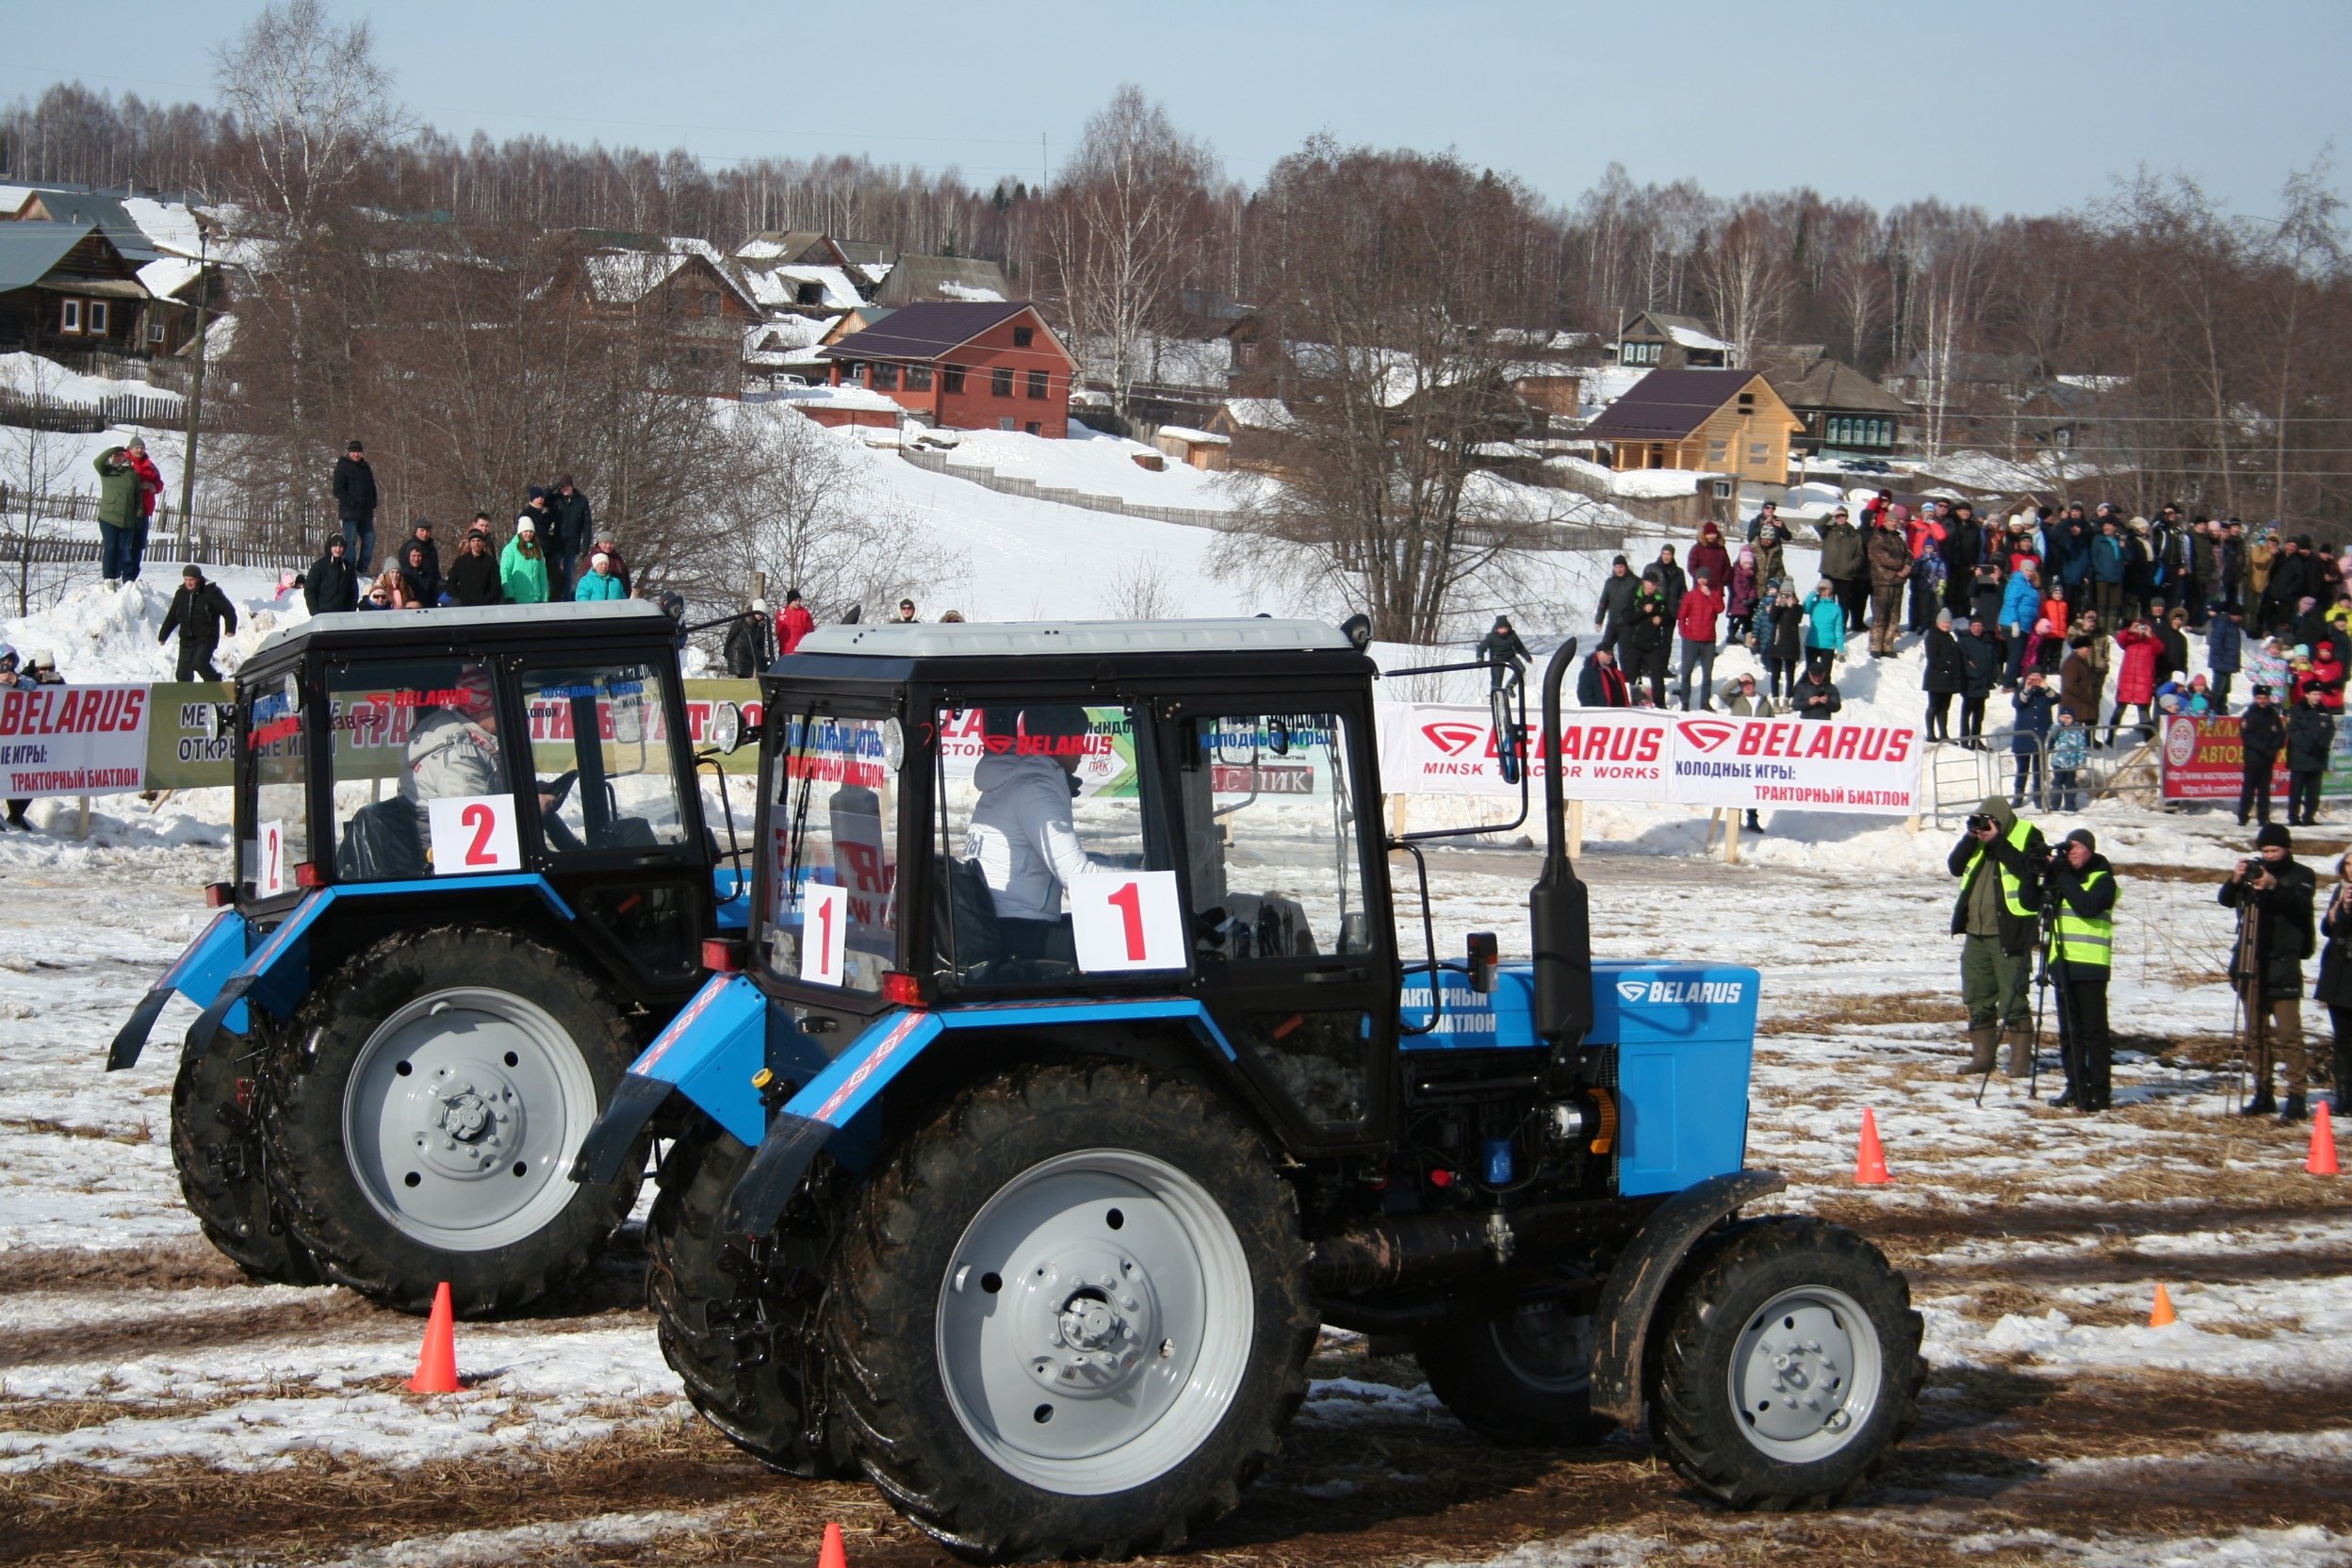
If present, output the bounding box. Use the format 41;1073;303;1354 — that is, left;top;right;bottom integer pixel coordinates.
739;617;1400;1153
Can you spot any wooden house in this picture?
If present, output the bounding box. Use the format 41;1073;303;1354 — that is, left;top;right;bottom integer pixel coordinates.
820;301;1076;438
0;221;150;360
873;255;1011;307
1581;368;1803;483
1613;311;1731;369
1766;356;1916;457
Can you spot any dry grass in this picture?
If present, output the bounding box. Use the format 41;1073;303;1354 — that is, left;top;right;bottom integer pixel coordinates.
1761;994;1966;1036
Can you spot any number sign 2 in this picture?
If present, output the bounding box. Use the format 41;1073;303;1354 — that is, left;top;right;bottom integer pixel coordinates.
426;794;521;874
256;819;286;898
799;881;850;986
1070;871;1184;973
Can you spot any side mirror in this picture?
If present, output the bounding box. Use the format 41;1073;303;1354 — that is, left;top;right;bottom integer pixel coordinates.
709;700;744;756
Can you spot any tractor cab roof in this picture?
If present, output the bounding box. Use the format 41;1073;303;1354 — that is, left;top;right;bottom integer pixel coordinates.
249;600;678;670
777;618;1371;689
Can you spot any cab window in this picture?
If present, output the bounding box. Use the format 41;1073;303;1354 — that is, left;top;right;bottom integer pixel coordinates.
323;659;502;880
932;701;1164;985
517;661;690;856
762;710;900;995
1182;711;1372;962
245;677;307;892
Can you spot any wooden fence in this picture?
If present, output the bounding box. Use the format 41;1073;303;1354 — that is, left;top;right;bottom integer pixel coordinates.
0;389;187;434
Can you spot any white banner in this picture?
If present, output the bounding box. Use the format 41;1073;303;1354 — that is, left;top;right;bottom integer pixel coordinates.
0;683;149;798
1377;704;1922;817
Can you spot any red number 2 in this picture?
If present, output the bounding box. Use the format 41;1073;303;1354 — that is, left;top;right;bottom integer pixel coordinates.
815;896;835;973
1107;881;1145;961
462;803;498;865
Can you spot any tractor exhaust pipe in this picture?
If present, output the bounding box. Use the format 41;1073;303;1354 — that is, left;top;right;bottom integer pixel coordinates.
1310;1192;1651;1293
1529;637;1592;1063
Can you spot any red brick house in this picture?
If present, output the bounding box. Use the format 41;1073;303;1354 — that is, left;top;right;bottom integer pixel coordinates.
819;301;1076;439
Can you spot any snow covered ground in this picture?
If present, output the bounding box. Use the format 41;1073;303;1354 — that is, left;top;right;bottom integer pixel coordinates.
0;432;2340;1564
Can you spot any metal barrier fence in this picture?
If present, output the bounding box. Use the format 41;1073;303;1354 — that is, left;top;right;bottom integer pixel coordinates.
1925;726;2162;825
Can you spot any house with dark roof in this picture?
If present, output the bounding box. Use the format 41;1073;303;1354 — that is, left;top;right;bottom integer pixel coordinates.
0;221;151;360
1581;368;1804;483
1765;356;1916;457
872;254;1011;307
1613;311;1732;368
819;301;1076;438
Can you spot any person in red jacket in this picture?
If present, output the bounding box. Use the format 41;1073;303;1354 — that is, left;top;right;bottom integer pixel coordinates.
1688;521;1732;597
122;435;165;582
1676;569;1725;711
2107;617;2162;746
775;587;817;655
2303;645;2346;711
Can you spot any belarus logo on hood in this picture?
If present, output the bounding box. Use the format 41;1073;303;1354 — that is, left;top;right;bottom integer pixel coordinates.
1421;722;1486;757
1614;979;1650;1002
1676;719;1738;754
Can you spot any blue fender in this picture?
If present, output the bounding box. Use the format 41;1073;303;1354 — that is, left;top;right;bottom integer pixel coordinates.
107;909;252;1070
571;973;779;1184
180;875;578;1065
719;997;1237;1237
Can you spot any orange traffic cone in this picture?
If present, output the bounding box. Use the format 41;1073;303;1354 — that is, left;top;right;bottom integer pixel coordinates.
2309;1102;2341;1177
817;1522;849;1568
1854;1108;1891;1185
2149;1284;2178;1328
409;1281;460;1394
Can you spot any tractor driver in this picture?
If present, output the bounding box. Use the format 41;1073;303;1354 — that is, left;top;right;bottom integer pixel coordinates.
966;705;1103;961
402;667;561;851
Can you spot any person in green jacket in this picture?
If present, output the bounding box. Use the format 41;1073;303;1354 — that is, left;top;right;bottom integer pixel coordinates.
573;549;629;601
94;442;143;584
500;516;549;604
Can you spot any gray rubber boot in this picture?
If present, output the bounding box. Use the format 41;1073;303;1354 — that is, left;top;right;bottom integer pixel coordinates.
1958;1026;1998;1075
2002;1028;2033;1078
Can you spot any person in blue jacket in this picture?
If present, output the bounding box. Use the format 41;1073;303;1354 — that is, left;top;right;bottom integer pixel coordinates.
573;549;629;601
2000;560;2046;690
2207;604;2245;710
2089;513;2130;629
1804;579;1845;663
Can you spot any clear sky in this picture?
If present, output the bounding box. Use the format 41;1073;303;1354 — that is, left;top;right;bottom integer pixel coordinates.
5;0;2347;217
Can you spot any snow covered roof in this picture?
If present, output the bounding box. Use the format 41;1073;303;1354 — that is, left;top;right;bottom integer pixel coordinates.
745;315;832;354
137;255;204;301
1621;312;1728;355
1544;453;1723;498
762;384;903;414
874;254;1011;307
742;263;862;312
583;250;687;302
1218;398;1299;433
1155;424;1229;446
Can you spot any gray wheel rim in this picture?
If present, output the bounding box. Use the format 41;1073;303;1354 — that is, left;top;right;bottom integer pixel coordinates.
1726;1283;1883;1462
936;1149;1255;1495
341;987;597;1251
1485;1303;1593;1395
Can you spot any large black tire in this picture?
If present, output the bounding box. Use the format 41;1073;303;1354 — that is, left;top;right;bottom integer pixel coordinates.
170;1022;323;1286
646;1121;852;1478
825;1061;1315;1562
262;926;644;1315
1647;1217;1924;1509
1416;1300;1615;1447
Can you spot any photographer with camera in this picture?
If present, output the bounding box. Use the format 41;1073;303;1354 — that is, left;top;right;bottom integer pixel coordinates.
2218;823;2316;1120
1951;794;2048;1077
2042;829;2117;1110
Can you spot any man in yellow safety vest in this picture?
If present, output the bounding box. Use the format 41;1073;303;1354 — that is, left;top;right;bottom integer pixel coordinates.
1950;794;2048;1075
2043;828;2117;1110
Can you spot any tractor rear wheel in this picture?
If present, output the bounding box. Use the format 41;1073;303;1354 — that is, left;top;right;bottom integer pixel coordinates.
1646;1217;1923;1509
1416;1300;1615;1447
825;1061;1315;1561
646;1120;851;1478
262;926;643;1315
170;1022;321;1286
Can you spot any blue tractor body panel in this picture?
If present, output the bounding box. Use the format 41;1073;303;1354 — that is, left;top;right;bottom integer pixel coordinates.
710;866;751;935
106;909;254;1070
1398;959;1760;1200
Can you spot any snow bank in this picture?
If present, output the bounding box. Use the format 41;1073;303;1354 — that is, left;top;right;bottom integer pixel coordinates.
0;567;303;683
0;351;182;407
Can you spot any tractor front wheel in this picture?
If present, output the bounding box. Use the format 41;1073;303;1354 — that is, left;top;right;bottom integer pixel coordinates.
1416;1300;1614;1447
169;1023;321;1286
1646;1217;1923;1509
263;927;643;1315
825;1061;1315;1560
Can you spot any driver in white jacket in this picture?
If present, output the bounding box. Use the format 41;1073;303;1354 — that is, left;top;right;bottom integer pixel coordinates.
402;671;504;841
966;706;1102;953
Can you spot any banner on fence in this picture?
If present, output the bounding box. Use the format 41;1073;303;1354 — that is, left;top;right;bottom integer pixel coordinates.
1377;704;1923;816
0;682;151;797
2160;714;2352;801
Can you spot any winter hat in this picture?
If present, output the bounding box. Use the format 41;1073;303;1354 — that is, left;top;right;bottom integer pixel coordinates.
516;517;536;535
325;531;345;548
1612;554;1628;567
527;485;547;502
557;472;575;489
346;439;364;452
1936;609;1953;628
2065;828;2098;853
2258;823;2294;850
182;564;203;582
0;644;15;665
592;551;612;569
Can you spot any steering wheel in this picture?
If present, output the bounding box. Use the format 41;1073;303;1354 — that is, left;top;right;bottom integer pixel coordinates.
538;770;587;854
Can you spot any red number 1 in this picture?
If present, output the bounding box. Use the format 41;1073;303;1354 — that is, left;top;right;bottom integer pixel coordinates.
462;803;498;865
815;897;835;972
1107;881;1145;961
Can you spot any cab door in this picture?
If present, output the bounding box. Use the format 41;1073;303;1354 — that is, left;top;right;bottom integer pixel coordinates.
1160;697;1396;1152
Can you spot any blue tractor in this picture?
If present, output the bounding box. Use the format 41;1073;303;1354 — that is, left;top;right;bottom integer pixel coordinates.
574;619;1923;1559
110;601;755;1314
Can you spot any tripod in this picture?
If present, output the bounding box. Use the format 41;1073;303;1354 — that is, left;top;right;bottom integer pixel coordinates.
2229;877;2263;1114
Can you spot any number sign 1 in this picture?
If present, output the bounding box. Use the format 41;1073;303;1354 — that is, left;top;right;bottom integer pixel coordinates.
256;818;286;898
1070;871;1185;973
799;880;850;986
425;793;522;874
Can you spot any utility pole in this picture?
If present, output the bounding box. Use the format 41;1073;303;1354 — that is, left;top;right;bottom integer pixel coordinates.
176;214;212;534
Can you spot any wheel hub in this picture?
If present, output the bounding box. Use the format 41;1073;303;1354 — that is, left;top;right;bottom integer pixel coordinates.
1018;1249;1164;1397
1730;1288;1879;1458
409;1064;527;1179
